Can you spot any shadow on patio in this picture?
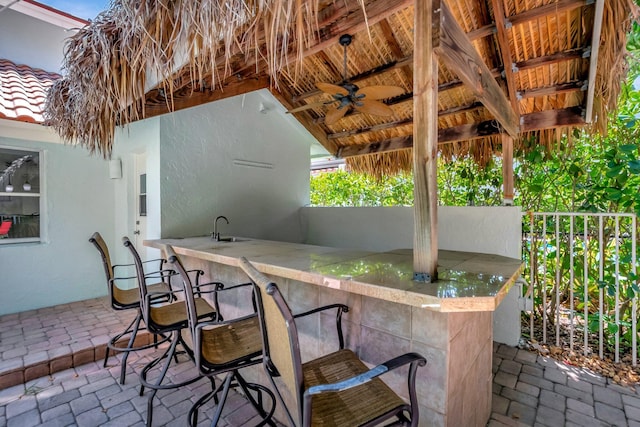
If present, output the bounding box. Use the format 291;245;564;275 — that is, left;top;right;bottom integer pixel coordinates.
1;296;639;426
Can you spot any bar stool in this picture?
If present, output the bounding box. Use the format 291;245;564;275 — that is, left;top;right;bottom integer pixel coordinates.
166;245;276;427
89;231;172;384
123;237;219;427
240;256;427;427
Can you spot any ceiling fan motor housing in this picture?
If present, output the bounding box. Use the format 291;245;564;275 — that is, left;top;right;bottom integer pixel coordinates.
339;34;352;47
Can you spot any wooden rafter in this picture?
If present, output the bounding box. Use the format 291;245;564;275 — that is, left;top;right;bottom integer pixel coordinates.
436;2;519;137
379;18;413;85
466;0;592;40
290;43;584;110
269;87;339;154
490;0;519;114
337;135;413;157
327;101;484;139
302;0;413;59
518;80;586;99
141;75;270;120
328;118;412;139
189;0;413;89
510;0;591;26
515;48;589;72
337;107;585;158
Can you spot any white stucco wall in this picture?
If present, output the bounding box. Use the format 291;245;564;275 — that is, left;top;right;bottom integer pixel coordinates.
159;89;312;242
111;117;162;263
302;206;521;257
0;8;70;73
302;205;524;345
0;133;115;315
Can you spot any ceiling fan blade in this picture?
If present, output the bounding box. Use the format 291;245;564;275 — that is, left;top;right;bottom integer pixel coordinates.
354;99;394;117
287;99;337;114
358;85;405;100
325;106;349;125
317;82;349;96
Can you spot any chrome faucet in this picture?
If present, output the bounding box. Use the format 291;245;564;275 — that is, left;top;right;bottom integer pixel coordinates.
213;215;229;241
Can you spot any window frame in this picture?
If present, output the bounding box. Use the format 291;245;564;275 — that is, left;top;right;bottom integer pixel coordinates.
0;146;44;245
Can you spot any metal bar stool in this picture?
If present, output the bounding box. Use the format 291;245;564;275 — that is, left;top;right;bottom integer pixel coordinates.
240;256;427;427
89;231;172;384
166;245;276;427
123;237;219;427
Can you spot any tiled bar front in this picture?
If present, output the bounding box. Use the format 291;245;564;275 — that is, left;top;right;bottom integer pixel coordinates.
157;241;508;427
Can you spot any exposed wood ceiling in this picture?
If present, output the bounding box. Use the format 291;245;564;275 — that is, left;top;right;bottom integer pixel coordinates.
45;0;637;174
136;0;634;174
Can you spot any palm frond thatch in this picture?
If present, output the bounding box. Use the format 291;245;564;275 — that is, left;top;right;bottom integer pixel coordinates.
44;0;639;178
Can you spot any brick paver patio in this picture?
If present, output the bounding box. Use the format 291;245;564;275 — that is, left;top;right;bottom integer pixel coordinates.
2;297;640;426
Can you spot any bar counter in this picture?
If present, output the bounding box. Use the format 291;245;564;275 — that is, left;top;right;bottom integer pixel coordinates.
145;236;523;426
145;236;522;312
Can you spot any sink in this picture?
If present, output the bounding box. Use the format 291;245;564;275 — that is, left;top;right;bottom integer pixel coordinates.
216;237;247;243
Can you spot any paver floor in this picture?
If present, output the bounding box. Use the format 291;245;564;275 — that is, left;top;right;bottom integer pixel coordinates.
2;297;640;426
0;347;274;427
490;342;640;427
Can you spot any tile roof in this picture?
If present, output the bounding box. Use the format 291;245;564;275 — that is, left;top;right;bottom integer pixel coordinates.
0;59;60;124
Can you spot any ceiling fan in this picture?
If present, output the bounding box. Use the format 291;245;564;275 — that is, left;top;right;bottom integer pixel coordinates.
288;34;404;125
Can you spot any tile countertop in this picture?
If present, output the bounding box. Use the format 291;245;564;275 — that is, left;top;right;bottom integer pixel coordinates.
145;236;524;312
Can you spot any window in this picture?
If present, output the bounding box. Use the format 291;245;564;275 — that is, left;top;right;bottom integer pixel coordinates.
0;147;42;243
139;173;147;216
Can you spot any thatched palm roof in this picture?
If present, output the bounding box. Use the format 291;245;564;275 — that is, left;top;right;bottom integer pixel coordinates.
45;0;638;176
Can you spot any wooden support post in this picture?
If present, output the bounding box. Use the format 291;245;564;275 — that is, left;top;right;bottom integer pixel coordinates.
502;134;514;205
412;0;440;282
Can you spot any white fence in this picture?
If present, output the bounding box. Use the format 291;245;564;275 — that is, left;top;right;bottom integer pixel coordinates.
522;212;638;364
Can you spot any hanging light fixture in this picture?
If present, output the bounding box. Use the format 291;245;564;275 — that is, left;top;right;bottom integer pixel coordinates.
23;175;31;191
5;177;13;192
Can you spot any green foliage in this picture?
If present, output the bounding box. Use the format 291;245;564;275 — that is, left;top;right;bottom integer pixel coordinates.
437;157;503;206
309;25;640;355
309;170;413;206
310;157;503;207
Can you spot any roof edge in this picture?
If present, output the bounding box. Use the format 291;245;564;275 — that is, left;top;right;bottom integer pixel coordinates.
0;0;88;29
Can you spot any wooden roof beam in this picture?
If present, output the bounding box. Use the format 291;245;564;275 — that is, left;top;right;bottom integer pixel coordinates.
295;45;585;105
141;75;270;120
491;0;519;114
510;0;591;26
328;118;413;139
202;0;412;84
436;2;519;137
338;107;584;158
327;102;484;139
466;0;592;40
269;87;339;155
301;0;414;59
515;48;589;72
517;80;587;99
337;135;413;157
379;18;414;85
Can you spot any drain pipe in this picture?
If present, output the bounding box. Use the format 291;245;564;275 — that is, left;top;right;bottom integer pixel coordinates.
585;0;605;123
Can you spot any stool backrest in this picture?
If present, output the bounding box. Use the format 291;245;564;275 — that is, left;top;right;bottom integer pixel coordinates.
163;245;199;353
239;257;303;425
90;231;130;308
122;236;151;323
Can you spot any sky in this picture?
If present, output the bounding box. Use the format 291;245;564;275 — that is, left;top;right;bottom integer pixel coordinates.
37;0;109;21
